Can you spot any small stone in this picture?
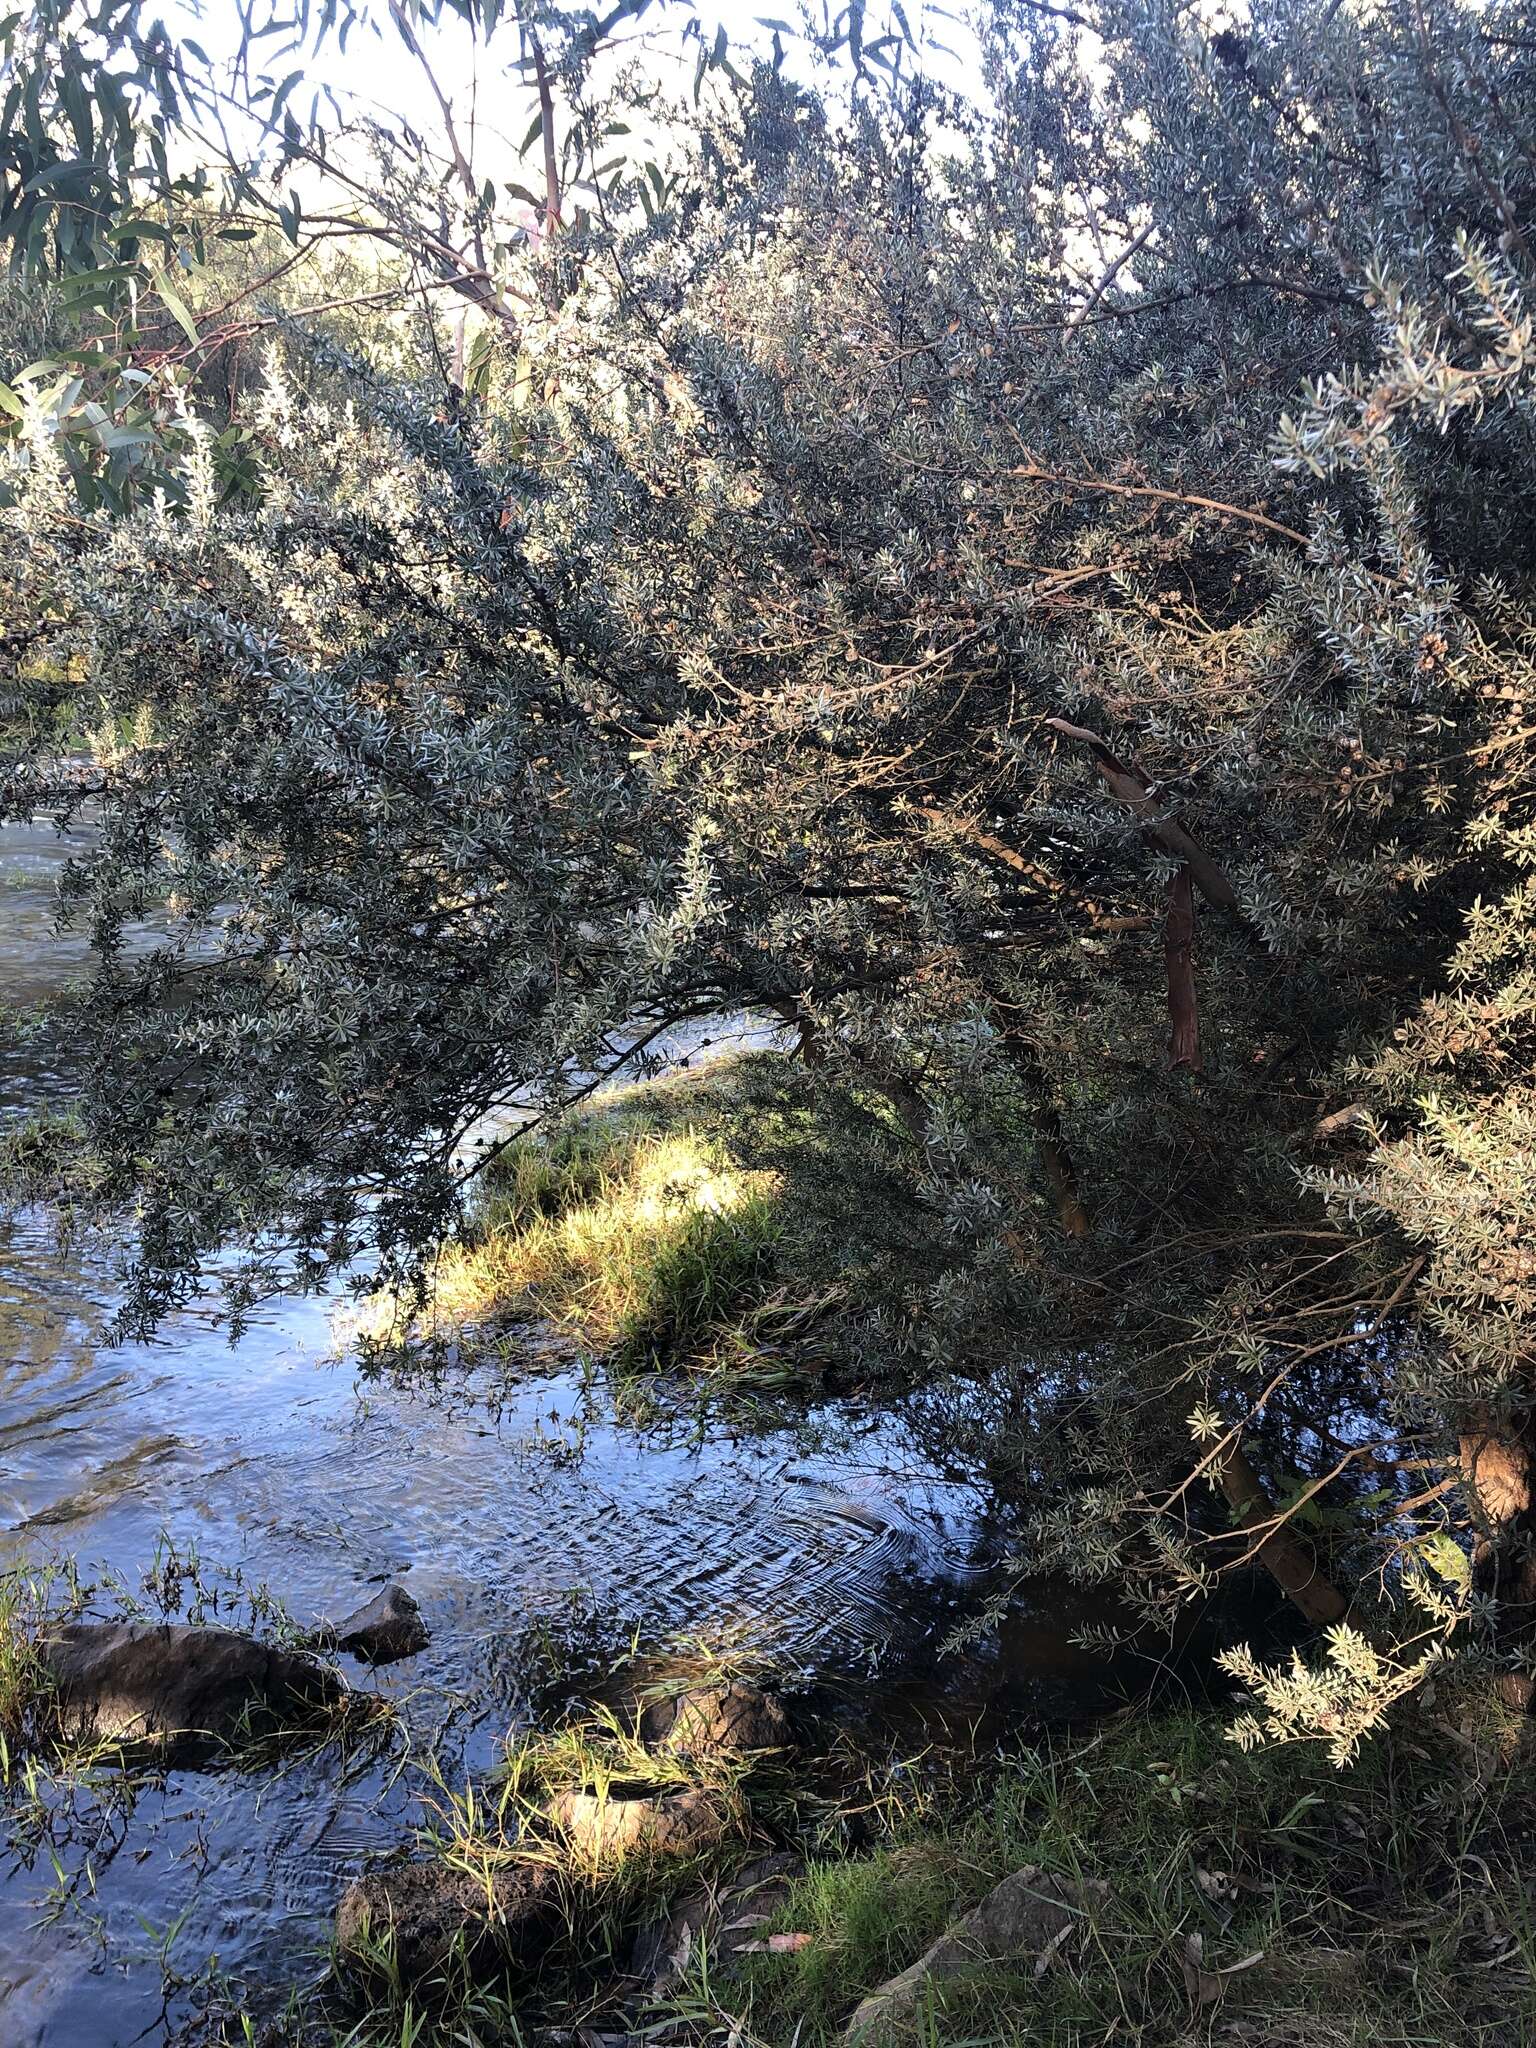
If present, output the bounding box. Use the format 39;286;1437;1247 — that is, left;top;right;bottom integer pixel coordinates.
845;1865;1108;2040
332;1584;429;1664
546;1784;741;1864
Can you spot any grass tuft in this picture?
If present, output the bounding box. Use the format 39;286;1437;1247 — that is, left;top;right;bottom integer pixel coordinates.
0;1564;60;1768
362;1063;819;1380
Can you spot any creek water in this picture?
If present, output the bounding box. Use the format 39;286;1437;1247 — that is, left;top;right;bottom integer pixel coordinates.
0;816;1113;2048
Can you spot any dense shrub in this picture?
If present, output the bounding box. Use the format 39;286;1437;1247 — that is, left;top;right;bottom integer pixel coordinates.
7;0;1536;1730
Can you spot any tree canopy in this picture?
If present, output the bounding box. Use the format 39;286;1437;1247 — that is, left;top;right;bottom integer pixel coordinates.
6;0;1536;1743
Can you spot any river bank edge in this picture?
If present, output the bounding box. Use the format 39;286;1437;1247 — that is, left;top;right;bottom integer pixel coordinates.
284;1678;1536;2047
5;1566;1534;2048
6;1051;1536;2044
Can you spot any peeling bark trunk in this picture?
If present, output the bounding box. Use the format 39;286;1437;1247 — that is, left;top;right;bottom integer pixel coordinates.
530;35;564;234
1459;1407;1536;1709
1037;1107;1092;1238
1215;1440;1352;1628
999;1030;1091;1238
1164;864;1201;1074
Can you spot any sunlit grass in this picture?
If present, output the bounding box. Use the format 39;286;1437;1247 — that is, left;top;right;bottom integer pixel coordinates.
348;1056;905;1389
350;1065;822;1378
441;1123;781;1363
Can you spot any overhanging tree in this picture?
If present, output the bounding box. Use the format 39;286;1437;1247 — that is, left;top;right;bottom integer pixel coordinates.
6;0;1536;1740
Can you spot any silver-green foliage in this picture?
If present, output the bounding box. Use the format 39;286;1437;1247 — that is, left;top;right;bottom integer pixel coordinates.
6;0;1536;1711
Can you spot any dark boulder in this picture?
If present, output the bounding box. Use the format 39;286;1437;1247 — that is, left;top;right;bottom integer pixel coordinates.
41;1621;343;1764
328;1583;430;1664
336;1856;556;1982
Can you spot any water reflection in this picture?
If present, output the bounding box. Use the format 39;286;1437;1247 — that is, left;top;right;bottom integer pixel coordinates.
0;815;1129;2046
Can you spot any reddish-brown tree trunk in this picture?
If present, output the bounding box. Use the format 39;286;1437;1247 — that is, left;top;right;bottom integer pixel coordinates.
1215;1440;1351;1628
1164;865;1201;1074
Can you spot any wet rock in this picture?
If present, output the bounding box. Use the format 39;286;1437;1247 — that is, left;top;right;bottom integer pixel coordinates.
336;1856;556;1982
641;1679;791;1756
330;1583;430;1664
845;1865;1108;2040
41;1621;343;1764
631;1850;801;1996
546;1783;742;1864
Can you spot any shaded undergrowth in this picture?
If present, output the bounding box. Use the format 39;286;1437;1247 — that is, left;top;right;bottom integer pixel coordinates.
711;1700;1536;2048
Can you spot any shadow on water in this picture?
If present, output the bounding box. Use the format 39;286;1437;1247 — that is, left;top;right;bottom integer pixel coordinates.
0;818;1243;2046
0;1242;996;2045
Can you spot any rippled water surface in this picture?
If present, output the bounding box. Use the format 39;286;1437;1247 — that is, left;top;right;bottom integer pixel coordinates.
0;817;1087;2047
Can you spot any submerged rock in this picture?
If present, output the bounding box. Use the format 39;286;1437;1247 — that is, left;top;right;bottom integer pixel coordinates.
328;1583;430;1664
41;1621;343;1764
546;1783;742;1863
336;1857;556;1981
640;1678;791;1756
846;1864;1108;2040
